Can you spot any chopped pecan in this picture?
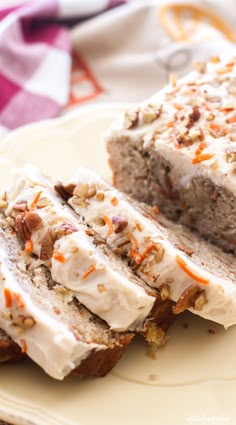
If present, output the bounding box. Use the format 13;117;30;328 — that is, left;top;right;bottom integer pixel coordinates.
141;104;162;124
13;201;27;212
159;284;170;301
24;211;42;233
124;108;139;129
186;106;201;129
12;314;36;331
54;182;76;201
226;145;236;163
173;285;205;314
177;245;194;257
112;216;128;234
40;229;57;261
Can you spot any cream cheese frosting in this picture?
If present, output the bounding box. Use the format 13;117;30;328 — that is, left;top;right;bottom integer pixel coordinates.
63;166;236;328
5;165;154;332
0;244;104;380
106;55;236;196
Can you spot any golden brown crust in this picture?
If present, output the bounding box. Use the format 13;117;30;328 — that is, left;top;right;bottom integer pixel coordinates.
71;333;134;377
0;332;25;363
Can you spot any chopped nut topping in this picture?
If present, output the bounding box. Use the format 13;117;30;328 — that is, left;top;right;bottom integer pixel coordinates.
192;61;206;73
94;217;106;226
54;182;75;201
187;106;201;129
141;104;162;124
36;197;51;209
15;211;42;242
194;291;208;311
135;221;144;232
73;182;89;198
12;201;27;212
124;108;139;129
169;73;177;87
0;199;7;209
159;283;170;301
225;145;236;163
40;229;57;261
96;192;105;202
173;285;203;314
97;284;106;293
111;216;128;234
177;245;194;257
12;315;36;331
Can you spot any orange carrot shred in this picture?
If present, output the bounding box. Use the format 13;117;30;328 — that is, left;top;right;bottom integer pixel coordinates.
30;191;42;209
227;116;236;123
13;292;25;308
152;205;159;215
130;251;142;265
103;215;113;237
53;251;65;263
140;243;158;262
167;121;174;128
25;240;33;254
81;264;96;280
194;142;207;156
176;255;209;285
173;103;183;110
209;123;223;131
20;338;27;353
4;288;12;308
85;229;95;236
220;108;234;114
111;197;118;206
192;153;214;164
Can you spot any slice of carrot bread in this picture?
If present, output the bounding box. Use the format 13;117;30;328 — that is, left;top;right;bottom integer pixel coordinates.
0;213;133;379
2;165;175;347
57;166;236;328
105;55;236;254
0;328;25;363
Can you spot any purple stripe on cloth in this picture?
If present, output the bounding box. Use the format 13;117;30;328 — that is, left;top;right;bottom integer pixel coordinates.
0;72;21;111
22;21;69;51
106;0;128;9
0;89;60;130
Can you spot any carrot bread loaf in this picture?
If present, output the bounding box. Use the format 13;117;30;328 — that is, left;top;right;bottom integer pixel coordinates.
3;165;174;342
0;213;133;379
57;166;236;328
106;55;236;253
0;328;25;363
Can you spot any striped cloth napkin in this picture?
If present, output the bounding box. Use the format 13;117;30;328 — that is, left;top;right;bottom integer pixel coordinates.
0;0;127;137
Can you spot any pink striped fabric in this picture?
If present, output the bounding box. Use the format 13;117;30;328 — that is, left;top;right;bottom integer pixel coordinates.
0;0;128;134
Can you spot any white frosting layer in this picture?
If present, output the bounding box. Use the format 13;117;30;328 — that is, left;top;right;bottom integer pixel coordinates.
66;167;236;328
0;245;102;380
6;165;154;332
107;54;236;196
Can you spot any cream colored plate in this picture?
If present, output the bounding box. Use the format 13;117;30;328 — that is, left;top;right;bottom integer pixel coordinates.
0;104;235;425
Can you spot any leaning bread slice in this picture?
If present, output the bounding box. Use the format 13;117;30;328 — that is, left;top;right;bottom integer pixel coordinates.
0;328;25;363
0;213;133;379
105;55;236;254
57;166;236;328
3;165;174;340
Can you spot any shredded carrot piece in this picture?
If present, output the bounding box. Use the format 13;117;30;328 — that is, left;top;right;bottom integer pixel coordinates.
140;243;158;262
176;255;209;285
85;229;95;236
152;205;159;215
220;108;234;114
209;123;223;131
54;308;61;315
12;292;25;309
81;264;96;280
53;251;65;263
25;240;33;254
30;191;42;209
130;251;142;265
194;142;207;156
192;153;214;164
111;197;118;206
173;103;183;110
4;288;12;308
167;121;174;128
20;338;27;353
227;116;236;123
103;215;113;237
